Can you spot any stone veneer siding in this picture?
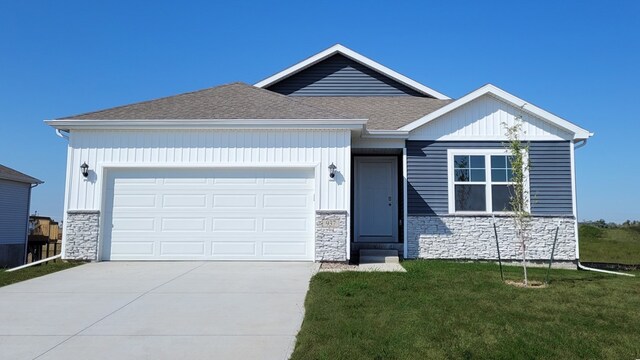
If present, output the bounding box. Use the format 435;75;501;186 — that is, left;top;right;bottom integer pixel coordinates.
407;215;576;261
315;210;347;261
65;210;100;260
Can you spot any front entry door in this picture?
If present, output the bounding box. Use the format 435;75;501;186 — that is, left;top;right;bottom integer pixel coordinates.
355;157;398;242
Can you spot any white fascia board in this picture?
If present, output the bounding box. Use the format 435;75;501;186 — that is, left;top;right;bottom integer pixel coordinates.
254;44;451;100
362;129;409;139
45;118;368;131
400;84;593;140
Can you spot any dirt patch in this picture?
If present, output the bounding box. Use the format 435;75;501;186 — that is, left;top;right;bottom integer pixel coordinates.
319;262;360;272
504;280;547;288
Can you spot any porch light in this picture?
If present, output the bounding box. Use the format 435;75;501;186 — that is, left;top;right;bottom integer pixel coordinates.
80;162;89;178
328;163;337;179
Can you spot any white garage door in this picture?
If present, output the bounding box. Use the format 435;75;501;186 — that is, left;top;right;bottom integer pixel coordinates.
103;168;315;261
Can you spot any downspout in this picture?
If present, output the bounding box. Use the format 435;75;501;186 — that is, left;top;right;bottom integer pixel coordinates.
23;183;36;265
55;127;71;260
573;138;634;277
56;129;69;140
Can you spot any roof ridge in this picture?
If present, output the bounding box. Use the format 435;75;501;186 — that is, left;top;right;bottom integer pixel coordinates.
57;82;249;120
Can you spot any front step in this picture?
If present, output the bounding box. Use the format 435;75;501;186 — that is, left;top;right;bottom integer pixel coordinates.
351;242;403;256
359;249;400;264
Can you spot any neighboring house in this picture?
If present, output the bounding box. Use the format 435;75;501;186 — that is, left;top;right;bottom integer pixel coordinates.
28;215;62;261
0;165;43;267
46;44;591;264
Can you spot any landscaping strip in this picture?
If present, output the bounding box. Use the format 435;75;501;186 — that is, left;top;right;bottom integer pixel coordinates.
1;261;83;287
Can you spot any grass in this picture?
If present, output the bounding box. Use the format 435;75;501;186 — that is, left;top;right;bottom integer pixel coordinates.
291;261;640;360
579;224;640;264
0;261;82;288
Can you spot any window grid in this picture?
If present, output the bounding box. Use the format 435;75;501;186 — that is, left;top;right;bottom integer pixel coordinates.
453;155;487;212
448;150;526;214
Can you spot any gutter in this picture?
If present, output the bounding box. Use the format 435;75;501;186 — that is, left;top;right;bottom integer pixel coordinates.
362;129;409;139
573;138;634;277
45;118;369;131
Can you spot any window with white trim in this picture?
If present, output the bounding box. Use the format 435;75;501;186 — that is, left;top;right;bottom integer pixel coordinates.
448;149;527;213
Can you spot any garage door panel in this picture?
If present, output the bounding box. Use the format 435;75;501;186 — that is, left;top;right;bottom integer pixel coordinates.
161;217;207;232
262;217;310;232
162;194;207;208
262;242;308;256
263;194;311;208
114;177;157;185
160;242;205;256
113;194;156;208
211;242;257;256
105;168;315;261
212;194;257;208
212;218;257;232
162;177;208;185
213;176;258;184
111;242;155;256
112;217;156;232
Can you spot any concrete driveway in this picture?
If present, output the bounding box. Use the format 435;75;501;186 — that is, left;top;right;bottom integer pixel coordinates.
0;262;318;360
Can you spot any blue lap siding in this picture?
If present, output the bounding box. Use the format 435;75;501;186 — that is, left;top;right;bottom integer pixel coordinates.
266;54;427;97
0;179;32;267
406;141;573;216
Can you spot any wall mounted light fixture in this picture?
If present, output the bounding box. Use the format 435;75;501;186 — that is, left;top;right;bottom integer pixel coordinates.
328;163;337;179
80;162;89;178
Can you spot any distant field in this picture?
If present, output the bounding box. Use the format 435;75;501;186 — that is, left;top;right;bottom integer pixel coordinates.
580;224;640;264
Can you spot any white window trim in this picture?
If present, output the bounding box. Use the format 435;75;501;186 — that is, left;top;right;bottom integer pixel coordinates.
447;148;530;214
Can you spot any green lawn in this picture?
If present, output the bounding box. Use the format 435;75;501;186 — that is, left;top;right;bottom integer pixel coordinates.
292;261;640;360
579;224;640;264
0;261;82;288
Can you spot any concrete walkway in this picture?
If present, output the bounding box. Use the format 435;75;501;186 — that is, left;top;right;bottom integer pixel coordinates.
0;262;319;360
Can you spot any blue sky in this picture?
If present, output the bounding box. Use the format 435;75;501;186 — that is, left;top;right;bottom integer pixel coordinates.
1;0;638;222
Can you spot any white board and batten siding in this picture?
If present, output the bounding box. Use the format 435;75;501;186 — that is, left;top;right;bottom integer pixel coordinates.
65;129;351;261
409;94;574;141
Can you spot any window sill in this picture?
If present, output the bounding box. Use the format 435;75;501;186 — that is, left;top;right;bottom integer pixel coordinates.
448;212;516;217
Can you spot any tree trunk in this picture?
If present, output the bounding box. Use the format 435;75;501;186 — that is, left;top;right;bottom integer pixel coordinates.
521;231;528;287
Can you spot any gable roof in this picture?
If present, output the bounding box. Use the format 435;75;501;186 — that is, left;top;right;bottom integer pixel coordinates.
296;97;452;130
0;165;43;184
57;83;355;120
254;44;450;100
399;84;593;140
264;54;427;97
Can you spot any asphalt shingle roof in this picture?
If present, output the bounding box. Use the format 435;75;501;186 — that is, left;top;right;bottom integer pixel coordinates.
59;83;355;120
0;165;43;184
57;82;453;130
295;96;453;130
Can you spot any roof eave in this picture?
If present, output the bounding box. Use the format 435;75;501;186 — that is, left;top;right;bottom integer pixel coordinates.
363;130;409;139
0;175;43;184
45;118;369;131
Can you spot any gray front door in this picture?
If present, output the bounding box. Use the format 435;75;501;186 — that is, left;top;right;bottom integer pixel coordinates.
354;156;398;242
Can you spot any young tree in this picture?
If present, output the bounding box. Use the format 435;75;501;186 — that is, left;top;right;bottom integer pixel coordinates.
504;118;531;286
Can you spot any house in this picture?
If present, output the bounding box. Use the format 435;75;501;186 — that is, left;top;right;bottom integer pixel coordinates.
46;44;591;264
28;215;62;261
0;165;43;267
